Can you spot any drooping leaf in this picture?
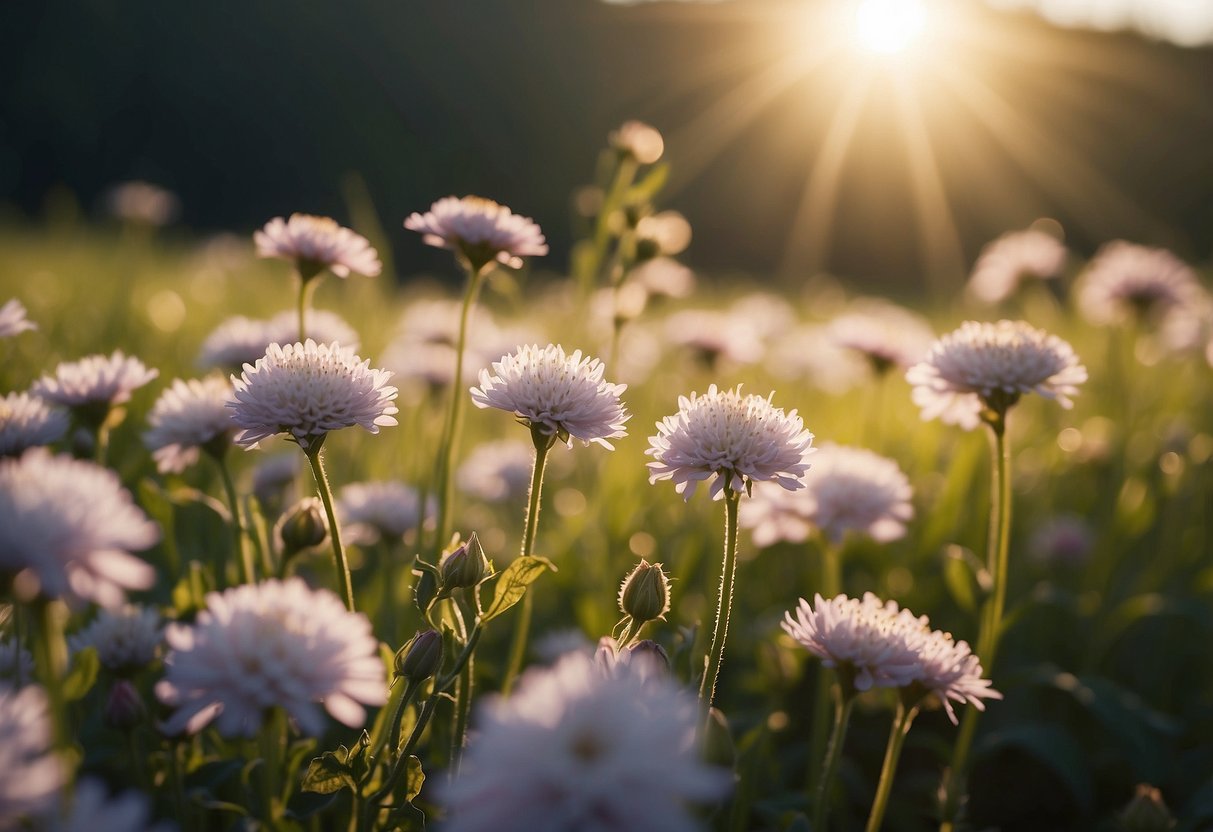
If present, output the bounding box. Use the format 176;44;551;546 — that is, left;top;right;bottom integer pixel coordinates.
301;747;356;795
481;556;555;623
61;647;99;701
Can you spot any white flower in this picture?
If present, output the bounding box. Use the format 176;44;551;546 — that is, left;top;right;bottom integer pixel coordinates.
337;481;432;545
906;320;1087;430
904;628;1001;725
1078;241;1205;327
69;605;162;673
0;393;68;458
766;324;868;395
967;228;1068;304
0;684;64;825
647;385;814;501
441;651;731;832
828;301;935;372
105;180;180;227
663;310;765;369
0;639;33;685
254;214;382;278
228;340;399;451
37;777;174;832
609;120;665;165
405;196;548;270
457;439;537;502
155;578;386;737
634;211;691;258
0;449;158;608
198;312;360;371
265;309;360;351
143;376;236;473
631;258;695;299
0;298;36;338
471;344;629;449
250;453;301;511
33;351;158;413
741;444;913;546
781;593;926;692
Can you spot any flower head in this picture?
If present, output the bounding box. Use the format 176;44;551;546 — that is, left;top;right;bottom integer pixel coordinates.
440;651;730;832
33;351;158;418
631;257;695;299
0;684;64;824
0;298;36;338
0;392;69;458
828;301;935;373
198;312;360;372
405;196;548;270
0;449;158;608
906;320;1087;429
337;480;432;545
105;180;180;227
457;439;538;502
471;344;629;449
967;228;1068;304
903;628;1001;724
228;340;398;451
609;120;665;165
1078;241;1203;327
663;310;765;369
634;211;692;260
143;376;236;473
254;213;381;279
69;605;163;674
155;577;386;737
647;385;814;501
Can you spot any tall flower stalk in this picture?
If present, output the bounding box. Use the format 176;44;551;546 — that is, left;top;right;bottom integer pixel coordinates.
698;488;741;717
813;679;856;832
865;699;918;832
306;442;355;612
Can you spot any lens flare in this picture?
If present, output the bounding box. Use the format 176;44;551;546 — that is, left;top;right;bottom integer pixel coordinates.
854;0;927;54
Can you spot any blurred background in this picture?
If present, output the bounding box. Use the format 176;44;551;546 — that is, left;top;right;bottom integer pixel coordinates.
2;0;1212;290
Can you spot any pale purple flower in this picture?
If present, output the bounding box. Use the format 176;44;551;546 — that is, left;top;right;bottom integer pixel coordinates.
631;257;695;299
1078;241;1204;327
471;344;629;449
0;684;64;825
609;120;665;165
405;196;548;270
727;293;798;340
1028;513;1095;568
198;312;360;371
457;439;537;502
33;351;158;414
250;453;301;513
737;484;814;547
906;320;1087;430
265;309;360;351
254;214;382;278
156;577;386;737
441;651;731;832
0;449;158;608
967;228;1068;304
0;393;69;457
105;181;180;227
143;376;236;473
903;628;1001;725
767;324;868;394
647;385;814;501
39;777;175;832
634;211;692;258
69;605;162;673
337;481;433;545
0;299;36;338
664;310;765;368
228;340;399;451
828;301;935;372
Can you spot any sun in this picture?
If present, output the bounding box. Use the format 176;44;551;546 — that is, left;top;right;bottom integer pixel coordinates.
854;0;928;55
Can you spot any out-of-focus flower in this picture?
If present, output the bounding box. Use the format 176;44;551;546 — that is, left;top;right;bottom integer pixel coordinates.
609;120;665;165
634;211;691;260
1117;784;1176;832
228;340;398;451
104;679;147;732
630;257;695;299
255;214;382;279
265;309;360;351
440;651;731;832
828;301;935;373
105;181;180;227
0;449;158;608
405;196;548;270
663;309;765;369
0;639;33;685
38;777;175;832
727;293;798;341
903;627;1001;724
767;324;868;395
156;577;386;737
0;393;69;458
741;443;913;546
1028;513;1095;568
458;439;546;503
33;352;158;423
337;480;432;545
648;385;814;501
471;344;629;449
0;299;36;338
1078;241;1204;327
143;376;236;474
967;228;1068;304
906;320;1087;430
197;312;362;372
69;605;162;674
0;684;64;824
250;453;301;515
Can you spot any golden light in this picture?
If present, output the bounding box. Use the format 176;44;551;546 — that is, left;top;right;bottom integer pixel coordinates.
853;0;927;55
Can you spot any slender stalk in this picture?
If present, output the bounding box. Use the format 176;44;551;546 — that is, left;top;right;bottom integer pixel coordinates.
449;592;475;775
260;706;286;827
95;422;111;467
297;272;320;342
215;454;254;586
32;601;71;756
432;262;488;557
502;430;553;695
581;156;638;299
865;701;919;832
807;539;841;792
812;688;856;832
305;443;356;612
699;488;742;718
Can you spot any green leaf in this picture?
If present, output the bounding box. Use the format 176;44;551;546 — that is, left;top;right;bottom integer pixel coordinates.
481;556;555;623
403;755;425;803
301;748;356;795
412;556;440;615
628;162;670;202
941;544;987;613
61;647;99;702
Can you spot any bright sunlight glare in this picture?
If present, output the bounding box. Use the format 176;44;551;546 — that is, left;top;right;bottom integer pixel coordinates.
854;0;928;54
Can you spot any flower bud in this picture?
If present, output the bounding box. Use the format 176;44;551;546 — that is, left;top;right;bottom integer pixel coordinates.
627;639;670;676
701;706;736;769
1118;785;1175;832
440;532;489;591
104;679;146;731
394;629;443;683
277;497;328;559
618;560;671;624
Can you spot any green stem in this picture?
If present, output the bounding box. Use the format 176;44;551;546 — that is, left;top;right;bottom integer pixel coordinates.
306;444;356;612
432;262;488;557
582;156;638;299
449;592;475;775
215;454;254;586
32;601;72;756
865;701;919;832
812;688;856;832
387;679;423;759
260;707;286;827
297;273;320;342
699;488;742;718
95;422;111;467
616;617;642;650
807;539;842;793
502;430;553;695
